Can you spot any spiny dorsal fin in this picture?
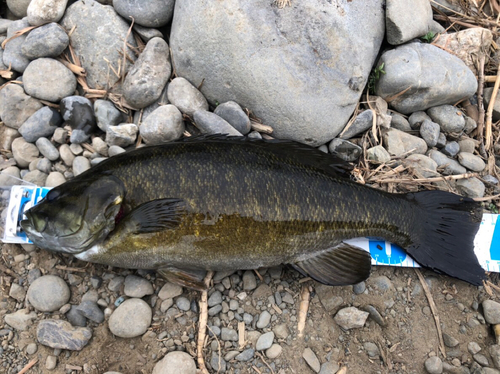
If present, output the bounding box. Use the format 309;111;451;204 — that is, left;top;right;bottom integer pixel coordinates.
291;243;372;286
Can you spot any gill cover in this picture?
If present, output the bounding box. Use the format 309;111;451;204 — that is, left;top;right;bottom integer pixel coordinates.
21;174;126;254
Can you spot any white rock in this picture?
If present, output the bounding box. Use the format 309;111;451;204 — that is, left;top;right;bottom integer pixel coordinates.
27;0;68;26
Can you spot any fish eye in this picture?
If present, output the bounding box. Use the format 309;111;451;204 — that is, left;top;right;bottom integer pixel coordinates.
46;189;61;202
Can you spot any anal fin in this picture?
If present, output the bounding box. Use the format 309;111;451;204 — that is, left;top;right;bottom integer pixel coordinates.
291;243;371;286
157;267;207;291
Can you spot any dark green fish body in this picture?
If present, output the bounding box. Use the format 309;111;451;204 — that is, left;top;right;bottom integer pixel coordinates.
21;137;485;288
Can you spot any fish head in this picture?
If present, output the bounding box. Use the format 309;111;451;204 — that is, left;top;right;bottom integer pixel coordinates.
21;175;126;254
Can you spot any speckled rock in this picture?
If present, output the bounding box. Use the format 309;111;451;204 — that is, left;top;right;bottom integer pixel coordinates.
427;105;466;134
123;37;171;108
106;123;138;147
23;58;77;102
22;22;69;59
37;319;92;351
27;0;68;26
113;0;175;28
334;307;369;330
108;298;152;338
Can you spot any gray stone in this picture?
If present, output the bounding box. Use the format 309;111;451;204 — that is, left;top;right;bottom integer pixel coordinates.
436;133;447;148
366;145;391;163
0;167;21;187
456;177;485;199
474;354;489;367
167;77;209;116
328;138;362;162
113;0;174;28
61;0;137;91
159;282;183;300
419;120;440;147
176;297;191;311
214;101;251;135
27;0;68;26
427;150;467;175
210;351;226;373
427;105;466;134
26;342;38;355
133;24;163;42
21;22;69;59
363;305;386;327
59;144;75;166
45;355;57;370
108;145;126;157
37;319;92;351
207;291;223;307
256;310;271;329
315;284;343;314
140;105;184;145
303;347;321;373
94;100;126;132
170;0;385;146
12;137;40;168
72;156;91;176
484;87;500;122
364;342;380;358
4;309;37;331
208;305;222;316
9;283;26;302
256;331;274;351
7;0;31;17
273;323;289;340
403;154;438;178
386;0;434;45
0;127;22;151
319;362;340;374
383;128;427;157
353;282;366;295
108;298;152;338
3;18;31;73
66;305;87;327
19;106;62;143
376;43;477;114
36;138;59;161
0;84;43;130
409;111;432;130
443;333;459;348
490;345;500;369
221;327;238;341
0;19;13;34
442;141;460;157
53;127;68;144
152;351;196;374
123;37;171;108
334;307;369;330
464;115;477;134
458;138;476;153
23;58;77;102
60;96;97;143
390;113;411;131
242;270;257;291
92;137;109;157
468;342;482;355
124;275;154;298
106;123;138;147
458;152;486;172
424;356;443;374
266;344;282;359
23;170;48;186
485;175;499;185
28;275;70;312
193;110;242;136
76;300;104;324
235;348;255;362
339;110;373;139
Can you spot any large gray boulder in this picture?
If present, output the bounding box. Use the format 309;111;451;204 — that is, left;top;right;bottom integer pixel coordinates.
61;0;137;92
170;0;385;146
375;43;477;114
385;0;435;45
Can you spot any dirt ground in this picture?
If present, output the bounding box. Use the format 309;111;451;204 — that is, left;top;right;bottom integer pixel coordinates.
0;241;495;374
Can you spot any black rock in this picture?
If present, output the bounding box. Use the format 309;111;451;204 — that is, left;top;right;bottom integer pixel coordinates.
60;96;97;143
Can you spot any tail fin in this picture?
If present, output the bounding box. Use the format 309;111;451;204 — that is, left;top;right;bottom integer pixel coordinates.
405;190;484;286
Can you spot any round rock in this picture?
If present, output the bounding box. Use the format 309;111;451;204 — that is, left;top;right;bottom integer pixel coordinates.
427;105;466;134
214;101;251;135
23;58;77;102
457;152;486;172
266;344;282;359
21;22;69;59
94;100;126;132
60;96;97;143
3;18;31;73
45;172;66;187
424;356;443;374
329;138;362;162
140;105;184;145
27;275;70;312
113;0;175;28
0;84;43;130
12;137;40;168
122;37;171;108
72;156;91;176
27;0;68;26
123;275;154;298
256;332;274;351
7;0;31;17
152;351;196;374
193;110;242;136
456;177;485;199
106;124;138;147
167;77;208;116
19;106;62;143
108;298;152;338
36;138;59;161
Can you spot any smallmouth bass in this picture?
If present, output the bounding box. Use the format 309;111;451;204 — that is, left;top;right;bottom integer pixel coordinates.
21;136;485;289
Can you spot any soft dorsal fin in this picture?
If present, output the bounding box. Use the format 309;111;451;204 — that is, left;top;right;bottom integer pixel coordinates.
291;243;372;286
157;267;207;291
179;134;354;178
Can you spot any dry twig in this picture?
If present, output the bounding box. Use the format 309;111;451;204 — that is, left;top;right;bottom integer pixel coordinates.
18;358;38;374
297;284;310;338
485;62;500;150
415;269;446;357
197;271;214;374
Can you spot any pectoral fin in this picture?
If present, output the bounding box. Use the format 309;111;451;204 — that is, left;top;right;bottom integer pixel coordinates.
120;198;186;234
157;267;207;291
291;243;371;286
